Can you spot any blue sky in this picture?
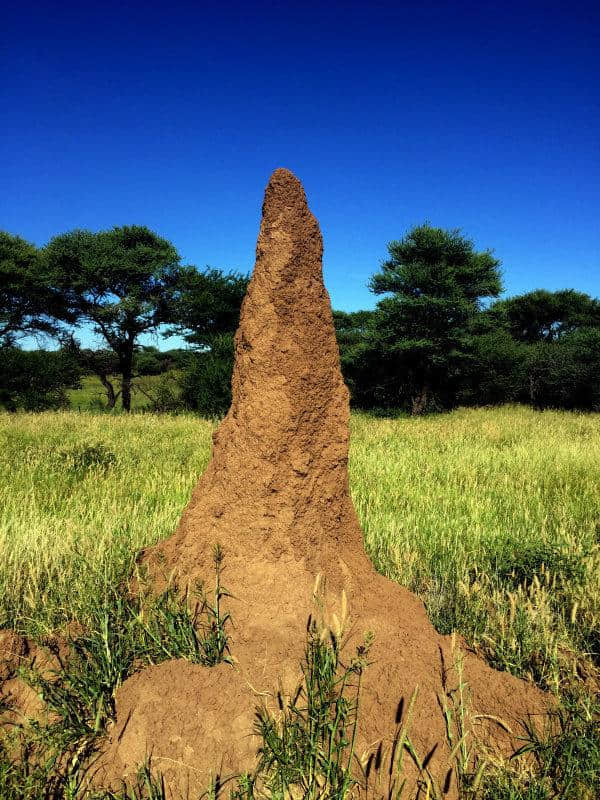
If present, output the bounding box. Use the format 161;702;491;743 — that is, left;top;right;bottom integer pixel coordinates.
2;0;599;348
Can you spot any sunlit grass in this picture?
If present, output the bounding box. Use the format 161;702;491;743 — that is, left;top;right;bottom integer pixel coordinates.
0;411;213;635
350;406;600;691
1;405;599;797
0;406;598;691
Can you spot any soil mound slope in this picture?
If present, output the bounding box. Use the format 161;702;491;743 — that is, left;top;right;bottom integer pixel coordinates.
99;169;548;797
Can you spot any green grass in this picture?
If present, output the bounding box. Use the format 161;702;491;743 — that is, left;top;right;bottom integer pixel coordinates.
0;405;599;797
0;411;213;635
67;373;180;412
0;406;598;684
350;406;600;692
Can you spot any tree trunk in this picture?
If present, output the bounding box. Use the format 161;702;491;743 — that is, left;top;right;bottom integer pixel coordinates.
98;373;117;409
411;383;429;415
120;342;135;412
121;362;132;412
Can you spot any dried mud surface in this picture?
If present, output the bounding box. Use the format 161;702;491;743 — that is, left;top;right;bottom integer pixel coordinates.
0;629;60;727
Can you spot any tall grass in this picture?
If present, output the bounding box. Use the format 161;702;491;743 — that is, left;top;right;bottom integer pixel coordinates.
0;406;598;690
0;405;599;797
0;411;213;635
349;406;600;691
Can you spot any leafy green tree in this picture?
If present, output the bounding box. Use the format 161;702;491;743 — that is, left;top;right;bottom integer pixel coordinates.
332;310;376;402
69;342;189;410
0;232;68;345
167;267;249;348
489;289;600;343
332;310;375;362
134;345;165;376
43;226;182;411
178;334;235;416
458;328;530;406
166;267;249;415
0;347;80;411
367;224;503;413
71;345;121;409
527;328;600;410
158;348;189;371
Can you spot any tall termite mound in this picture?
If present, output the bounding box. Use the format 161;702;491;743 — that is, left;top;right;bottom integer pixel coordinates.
147;167;367;587
99;169;547;798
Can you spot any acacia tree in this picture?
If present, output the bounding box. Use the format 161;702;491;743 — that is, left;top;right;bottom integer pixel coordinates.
166;266;250;348
43;226;182;411
68;343;121;409
368;224;502;414
0;231;68;346
165;267;250;415
488;289;600;342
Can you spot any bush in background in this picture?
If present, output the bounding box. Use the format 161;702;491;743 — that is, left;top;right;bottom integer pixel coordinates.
178;334;234;417
0;347;80;411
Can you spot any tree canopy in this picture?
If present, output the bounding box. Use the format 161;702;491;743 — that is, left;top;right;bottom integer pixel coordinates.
166;266;250;348
43;225;182;410
2;216;599;416
165;267;249;416
0;231;69;346
366;224;503;413
489;289;600;343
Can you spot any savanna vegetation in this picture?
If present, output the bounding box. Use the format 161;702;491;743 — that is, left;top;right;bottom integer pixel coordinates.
2;223;599;416
0;408;598;798
1;221;599;797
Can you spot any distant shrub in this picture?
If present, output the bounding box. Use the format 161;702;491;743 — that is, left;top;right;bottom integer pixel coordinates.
0;347;80;411
134;347;163;376
149;374;183;413
178;334;233;417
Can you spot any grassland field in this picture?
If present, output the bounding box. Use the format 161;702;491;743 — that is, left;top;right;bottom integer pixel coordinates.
0;405;598;797
67;373;176;412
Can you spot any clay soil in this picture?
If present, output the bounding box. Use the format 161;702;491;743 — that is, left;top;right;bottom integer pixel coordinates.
95;170;549;798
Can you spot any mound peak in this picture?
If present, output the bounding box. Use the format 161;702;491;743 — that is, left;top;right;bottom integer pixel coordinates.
142;166;364;584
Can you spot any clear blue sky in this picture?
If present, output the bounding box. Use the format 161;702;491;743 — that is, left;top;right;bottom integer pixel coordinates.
2;0;599;348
